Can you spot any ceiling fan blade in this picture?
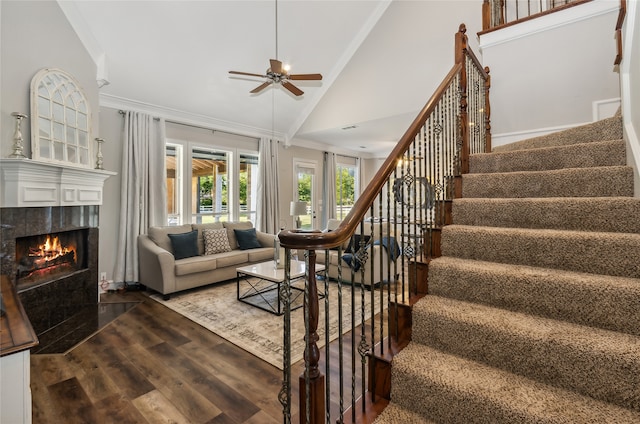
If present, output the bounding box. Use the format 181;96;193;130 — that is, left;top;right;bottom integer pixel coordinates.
229;71;265;78
282;81;304;96
250;81;272;94
270;59;283;74
288;73;323;81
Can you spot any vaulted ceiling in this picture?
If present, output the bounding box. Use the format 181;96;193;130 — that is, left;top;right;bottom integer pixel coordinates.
61;0;481;157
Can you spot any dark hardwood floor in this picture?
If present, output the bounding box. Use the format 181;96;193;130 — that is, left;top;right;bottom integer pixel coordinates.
30;286;394;423
31;291;286;423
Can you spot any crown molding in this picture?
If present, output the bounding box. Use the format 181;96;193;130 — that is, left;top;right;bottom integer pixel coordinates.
99;93;286;141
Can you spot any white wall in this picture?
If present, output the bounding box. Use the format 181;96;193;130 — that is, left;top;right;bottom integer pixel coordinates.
480;0;621;147
98;107;125;281
1;1;98;158
0;1;119;278
621;0;640;196
298;0;483;137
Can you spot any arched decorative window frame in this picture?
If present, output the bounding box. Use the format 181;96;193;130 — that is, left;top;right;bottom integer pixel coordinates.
30;68;93;168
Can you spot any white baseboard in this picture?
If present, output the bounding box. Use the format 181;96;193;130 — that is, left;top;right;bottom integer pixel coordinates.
593;98;621;121
492;98;622;149
492;122;589;148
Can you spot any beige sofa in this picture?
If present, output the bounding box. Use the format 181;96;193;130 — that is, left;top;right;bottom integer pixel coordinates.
138;221;275;299
316;219;400;288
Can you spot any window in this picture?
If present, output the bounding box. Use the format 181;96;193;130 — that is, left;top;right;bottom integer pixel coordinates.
192;148;229;223
239;153;259;223
164;135;258;226
335;158;359;220
166;144;182;225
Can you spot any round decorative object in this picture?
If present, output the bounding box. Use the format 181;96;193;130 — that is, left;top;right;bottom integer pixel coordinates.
393;175;436;209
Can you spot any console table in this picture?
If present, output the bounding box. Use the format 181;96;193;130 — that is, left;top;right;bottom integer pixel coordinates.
1;275;38;424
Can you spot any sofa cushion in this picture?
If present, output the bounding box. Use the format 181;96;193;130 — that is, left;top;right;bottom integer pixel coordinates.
223;221;254;250
247;247;275;262
192;222;225;255
148;224;192;253
203;228;232;254
317;249;345;267
168;230;199;260
255;230;274;248
214;251;249;268
234;228;262;250
174;255;217;276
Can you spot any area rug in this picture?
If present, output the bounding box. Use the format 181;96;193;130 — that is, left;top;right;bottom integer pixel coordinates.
150;279;385;369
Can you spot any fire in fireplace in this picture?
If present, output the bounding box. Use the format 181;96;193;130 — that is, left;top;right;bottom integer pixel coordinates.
15;229;88;289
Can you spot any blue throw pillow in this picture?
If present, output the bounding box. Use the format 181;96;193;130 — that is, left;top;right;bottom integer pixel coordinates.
234;228;262;250
345;234;371;254
167;230;199;259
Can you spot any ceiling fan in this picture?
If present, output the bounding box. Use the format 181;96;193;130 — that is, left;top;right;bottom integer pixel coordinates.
229;0;322;96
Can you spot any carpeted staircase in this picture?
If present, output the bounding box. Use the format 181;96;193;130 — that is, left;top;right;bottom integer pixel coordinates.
374;113;640;423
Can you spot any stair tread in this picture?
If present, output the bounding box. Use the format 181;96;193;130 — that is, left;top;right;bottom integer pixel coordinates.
428;256;640;335
467;164;630;176
414;294;640;358
492;115;623;153
373;402;437;424
462;165;635;198
470;139;626;173
411;295;640;410
481;138;625;156
431;255;640;285
441;225;640;279
390;343;640;423
452;196;640;234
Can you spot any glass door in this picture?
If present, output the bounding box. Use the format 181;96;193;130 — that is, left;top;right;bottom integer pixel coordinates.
294;160;317;230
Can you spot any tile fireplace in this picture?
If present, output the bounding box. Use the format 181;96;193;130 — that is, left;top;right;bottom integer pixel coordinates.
0;206;99;347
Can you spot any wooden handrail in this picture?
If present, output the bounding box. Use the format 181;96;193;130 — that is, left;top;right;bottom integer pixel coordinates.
614;0;626;65
280;24;490;424
278;62;463;250
479;0;593;35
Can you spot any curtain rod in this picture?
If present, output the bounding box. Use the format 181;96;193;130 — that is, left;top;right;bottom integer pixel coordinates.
117;109;257;139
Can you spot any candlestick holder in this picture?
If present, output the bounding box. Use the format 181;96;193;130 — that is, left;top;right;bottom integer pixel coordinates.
95;137;105;169
9;112;28;158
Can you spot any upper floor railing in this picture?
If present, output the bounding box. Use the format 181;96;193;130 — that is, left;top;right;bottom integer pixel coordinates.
277;23;490;424
482;0;591;31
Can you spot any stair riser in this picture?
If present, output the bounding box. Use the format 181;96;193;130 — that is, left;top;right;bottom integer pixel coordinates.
462;166;634;199
411;307;640;411
441;226;640;279
390;366;543;424
471;140;626;174
386;344;640;424
452;198;640;233
428;259;640;336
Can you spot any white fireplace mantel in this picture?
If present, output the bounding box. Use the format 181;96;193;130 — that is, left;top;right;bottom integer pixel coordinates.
0;158;116;208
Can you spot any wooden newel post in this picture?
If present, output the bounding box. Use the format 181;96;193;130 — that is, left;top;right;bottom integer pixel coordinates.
456;24;470;175
484;66;492;153
299;249;325;424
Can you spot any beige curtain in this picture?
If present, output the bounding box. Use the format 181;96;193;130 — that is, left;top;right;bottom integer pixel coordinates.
113;111;167;284
322;152;337;228
256;137;280;234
